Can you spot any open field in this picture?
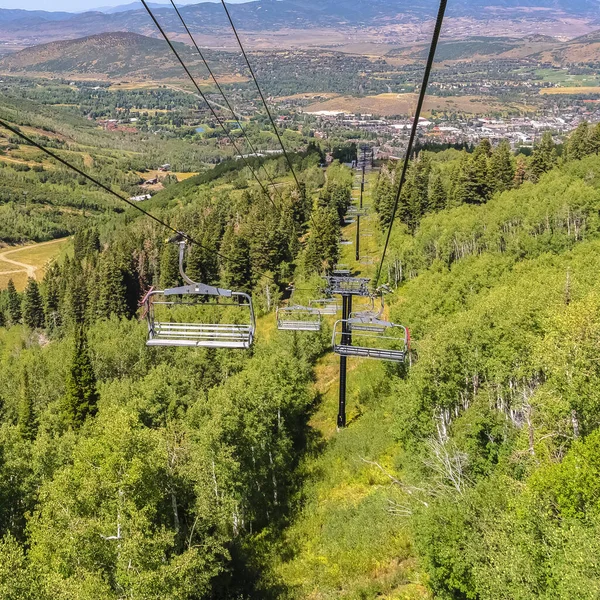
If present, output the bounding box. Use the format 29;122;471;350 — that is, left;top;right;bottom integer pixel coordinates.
304;93;517;116
0;237;70;291
540;86;600;95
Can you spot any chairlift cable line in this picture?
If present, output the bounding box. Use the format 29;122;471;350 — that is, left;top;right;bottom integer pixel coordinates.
219;0;304;197
0;117;278;280
140;0;280;213
169;0;286;208
373;0;448;289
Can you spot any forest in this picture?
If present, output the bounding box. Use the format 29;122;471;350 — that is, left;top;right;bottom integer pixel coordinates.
1;112;600;599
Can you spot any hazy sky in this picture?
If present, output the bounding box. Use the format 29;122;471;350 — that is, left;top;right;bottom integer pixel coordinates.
1;0;251;11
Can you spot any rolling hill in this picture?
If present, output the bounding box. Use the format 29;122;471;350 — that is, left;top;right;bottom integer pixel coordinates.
0;32;235;79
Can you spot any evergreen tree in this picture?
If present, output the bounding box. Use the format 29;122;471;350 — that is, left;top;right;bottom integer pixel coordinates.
400;157;430;233
304;207;340;274
98;254;128;320
62;326;99;427
220;224;252;291
43;264;61;331
458;149;491;204
489;140;515;194
6;279;21;325
86;227;101;256
566;121;592;161
17;368;35;441
64;259;87;326
375;167;397;229
159;243;180;289
590;123;600;155
514;155;528;187
474;138;492;158
22;278;45;329
530;131;557;182
428;175;447;212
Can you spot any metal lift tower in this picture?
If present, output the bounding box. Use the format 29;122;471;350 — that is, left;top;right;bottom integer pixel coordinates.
323;276;371;428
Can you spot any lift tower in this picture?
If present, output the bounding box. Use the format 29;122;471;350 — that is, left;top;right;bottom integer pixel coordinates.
355;146;369;261
323;275;371;428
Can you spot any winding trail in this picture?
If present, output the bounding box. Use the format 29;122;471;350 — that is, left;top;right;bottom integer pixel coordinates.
0;238;69;282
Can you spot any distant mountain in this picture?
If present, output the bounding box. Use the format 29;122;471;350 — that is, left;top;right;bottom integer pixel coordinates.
0;0;598;34
91;2;170;14
0;0;598;53
0;31;234;79
0;8;75;23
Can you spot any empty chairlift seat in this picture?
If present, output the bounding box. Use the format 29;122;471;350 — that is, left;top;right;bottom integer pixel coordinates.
277;305;322;332
332;317;409;363
309;298;340;316
145;240;255;349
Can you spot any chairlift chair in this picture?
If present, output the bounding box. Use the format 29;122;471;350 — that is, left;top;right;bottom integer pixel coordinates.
323;276;371;297
333;264;351;276
350;292;384;322
332;317;409;363
276;305;322;332
145;239;255;349
309;297;340;316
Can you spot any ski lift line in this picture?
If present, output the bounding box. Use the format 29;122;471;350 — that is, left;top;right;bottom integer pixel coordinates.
140;0;279;213
0;118;284;284
168;0;286;209
219;0;303;197
373;0;448;289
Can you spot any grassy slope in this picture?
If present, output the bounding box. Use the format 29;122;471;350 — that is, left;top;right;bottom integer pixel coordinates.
267;155;600;599
266;171;428;599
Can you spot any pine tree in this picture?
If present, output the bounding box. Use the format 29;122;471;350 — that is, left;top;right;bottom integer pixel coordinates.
44;263;62;331
304;207;340;275
590;123;600;155
98;254;128;319
489;140;515;194
428;176;447;212
65;259;87;326
6;279;21;325
530;131;557;182
220;224;252;291
474;138;492;158
566;122;592;161
22;278;45;329
375;167;397;229
159;243;180;289
17;368;35;441
460;151;491;204
86;227;101;256
514;155;528;187
62;326;99;427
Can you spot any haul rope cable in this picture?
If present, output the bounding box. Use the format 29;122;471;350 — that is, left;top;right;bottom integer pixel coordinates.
169;0;286;208
373;0;448;289
148;0;360;246
140;0;280;213
219;0;304;196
